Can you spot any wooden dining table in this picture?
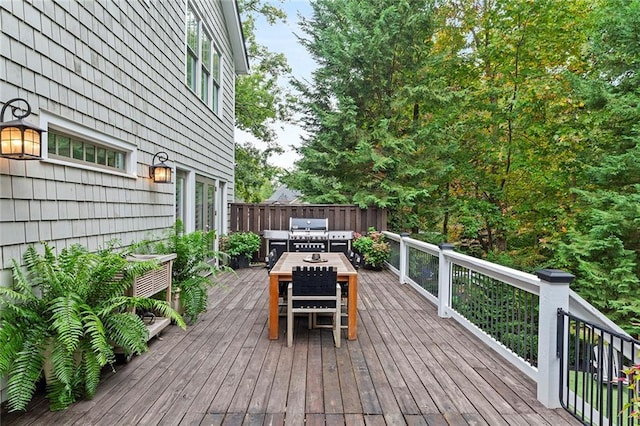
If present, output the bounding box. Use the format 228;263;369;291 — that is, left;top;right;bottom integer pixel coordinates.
268;252;358;340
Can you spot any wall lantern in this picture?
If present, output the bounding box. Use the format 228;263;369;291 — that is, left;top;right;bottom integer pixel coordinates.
150;151;172;183
0;98;45;160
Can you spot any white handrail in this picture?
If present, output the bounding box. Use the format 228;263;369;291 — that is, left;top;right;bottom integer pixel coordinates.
381;231;636;408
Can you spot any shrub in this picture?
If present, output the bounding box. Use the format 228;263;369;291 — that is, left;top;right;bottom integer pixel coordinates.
352;228;390;269
220;232;261;259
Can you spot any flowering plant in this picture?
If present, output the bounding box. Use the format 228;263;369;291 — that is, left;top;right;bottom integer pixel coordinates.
623;363;640;418
352;227;390;269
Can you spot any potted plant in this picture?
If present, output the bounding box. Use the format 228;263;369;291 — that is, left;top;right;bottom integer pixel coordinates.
221;231;261;269
137;220;229;324
352;227;390;270
0;242;186;412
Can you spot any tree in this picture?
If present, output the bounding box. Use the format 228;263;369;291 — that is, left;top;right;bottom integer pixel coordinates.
285;0;439;231
234;0;291;201
553;0;640;335
428;0;592;260
288;0;591;249
235;142;282;202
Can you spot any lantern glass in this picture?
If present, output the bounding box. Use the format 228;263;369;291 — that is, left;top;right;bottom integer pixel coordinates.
23;128;41;156
1;126;41;158
1;127;21;154
1;98;44;160
152;165;172;183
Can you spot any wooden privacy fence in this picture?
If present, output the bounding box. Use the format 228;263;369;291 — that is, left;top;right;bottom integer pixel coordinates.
229;203;387;233
229;203;387;260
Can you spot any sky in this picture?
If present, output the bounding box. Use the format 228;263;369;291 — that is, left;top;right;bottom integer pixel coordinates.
236;0;316;170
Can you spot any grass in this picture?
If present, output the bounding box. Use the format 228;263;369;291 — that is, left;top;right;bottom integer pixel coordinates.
566;370;636;425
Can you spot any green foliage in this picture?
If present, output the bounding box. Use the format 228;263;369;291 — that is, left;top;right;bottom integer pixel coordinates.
0;242;185;411
138;221;227;324
549;0;640;336
235;142;283;202
236;0;291;142
287;0;439;229
622;363;640;418
220;231;262;259
235;0;292;201
352;228;390;269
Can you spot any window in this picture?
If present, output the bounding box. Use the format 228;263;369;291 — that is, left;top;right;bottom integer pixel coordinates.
176;172;186;223
195;180;204;230
185;4;221;113
48;131;126;171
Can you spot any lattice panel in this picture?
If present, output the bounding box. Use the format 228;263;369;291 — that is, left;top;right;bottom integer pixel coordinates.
132;261;171;298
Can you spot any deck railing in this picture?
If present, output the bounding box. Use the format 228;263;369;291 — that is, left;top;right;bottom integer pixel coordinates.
384;231;639;416
558;309;640;425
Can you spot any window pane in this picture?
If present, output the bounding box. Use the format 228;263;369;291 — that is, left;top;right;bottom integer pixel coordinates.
86;145;95;162
46;131;125;170
201;33;211;70
72;140;84;160
207;185;215;234
97;147;106;165
175;174;184;222
115;152;125;169
195;181;204;230
48;133;56;154
57;136;70;157
187;53;197;92
212;85;219;114
212;49;220;83
186;7;199;52
201;69;209;102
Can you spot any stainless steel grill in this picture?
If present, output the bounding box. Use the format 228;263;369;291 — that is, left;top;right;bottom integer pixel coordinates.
288;218;328;252
264;218;354;260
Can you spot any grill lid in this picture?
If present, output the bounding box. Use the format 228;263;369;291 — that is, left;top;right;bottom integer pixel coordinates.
289;218;328;232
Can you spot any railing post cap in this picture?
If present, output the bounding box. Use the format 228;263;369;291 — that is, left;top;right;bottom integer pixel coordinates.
535;269;575;283
438;243;455;251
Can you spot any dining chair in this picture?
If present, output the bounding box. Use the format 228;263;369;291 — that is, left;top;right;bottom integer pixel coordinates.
266;249;289;315
266;249;277;271
287;266;341;347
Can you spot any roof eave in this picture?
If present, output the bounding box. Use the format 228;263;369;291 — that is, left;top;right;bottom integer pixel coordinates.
221;0;250;75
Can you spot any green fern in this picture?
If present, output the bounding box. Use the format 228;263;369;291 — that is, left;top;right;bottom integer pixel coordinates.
135;220;229;323
0;241;186;411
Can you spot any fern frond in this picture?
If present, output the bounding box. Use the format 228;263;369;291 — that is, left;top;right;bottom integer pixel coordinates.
5;343;45;412
8;259;38;300
49;295;84;353
79;341;102;399
180;278;209;323
79;308;113;366
133;297;186;329
103;312;149;355
46;376;75;412
49;342;77;389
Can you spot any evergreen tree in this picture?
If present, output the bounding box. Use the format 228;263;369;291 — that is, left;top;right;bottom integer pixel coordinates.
554;0;640;335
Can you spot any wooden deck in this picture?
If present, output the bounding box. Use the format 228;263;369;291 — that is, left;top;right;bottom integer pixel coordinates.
1;266;580;425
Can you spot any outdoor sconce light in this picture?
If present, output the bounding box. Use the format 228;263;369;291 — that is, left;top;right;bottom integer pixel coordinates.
0;98;45;160
150;151;172;183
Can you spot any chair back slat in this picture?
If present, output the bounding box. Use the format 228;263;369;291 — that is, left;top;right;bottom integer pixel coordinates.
292;266;338;308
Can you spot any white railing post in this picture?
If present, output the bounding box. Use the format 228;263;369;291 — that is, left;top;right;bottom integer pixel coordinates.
535;269;573;408
437;243;455;318
399;232;410;284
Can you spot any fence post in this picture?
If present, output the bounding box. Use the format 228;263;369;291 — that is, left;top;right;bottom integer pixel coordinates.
437;243;455;318
535;269;574;408
399;232;410;284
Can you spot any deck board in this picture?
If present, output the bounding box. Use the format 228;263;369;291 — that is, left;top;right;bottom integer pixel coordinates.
1;266;580;425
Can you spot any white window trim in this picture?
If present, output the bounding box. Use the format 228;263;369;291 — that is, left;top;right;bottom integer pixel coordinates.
39;111;137;178
185;2;222;116
175;163;229;236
